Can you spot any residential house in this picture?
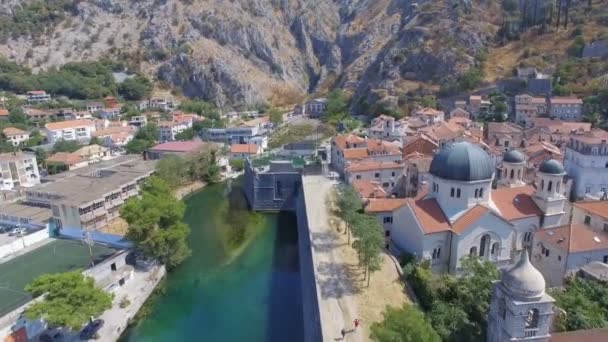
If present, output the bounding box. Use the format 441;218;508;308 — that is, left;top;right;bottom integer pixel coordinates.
449;107;471;119
468;95;491;118
46;152;88;171
582;40;608;59
485;122;525;152
278;140;318;158
572;201;608;232
202;124;269;149
367;115;413;141
86;102;104;114
24;108;57;122
158;118;193;141
148;140;207;160
230;144;262;159
418;121;465;147
138;93;178;111
294;98;328;118
401;152;433;198
46;145;109;171
516;67;538;79
532;224;608;287
549;97;583;121
64;110;93;120
99;107;122;120
0;108;9;121
364;198;408;250
330;134;402;175
345;160;403;194
352;180;389;199
128;115;147;129
564;129;608;200
2;127;30;146
103;96;120;108
0;152;40;190
44;119;96;144
412;107;445;125
515;94;547;127
26;91;51;103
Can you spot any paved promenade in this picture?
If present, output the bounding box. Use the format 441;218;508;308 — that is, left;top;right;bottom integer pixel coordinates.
302;175;364;342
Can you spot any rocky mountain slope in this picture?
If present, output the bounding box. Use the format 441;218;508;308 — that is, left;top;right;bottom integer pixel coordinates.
0;0;603;109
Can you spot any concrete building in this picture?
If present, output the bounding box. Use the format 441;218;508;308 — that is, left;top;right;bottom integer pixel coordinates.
330;134;402;175
158;119;192;141
564;129;608;200
25;91;51;103
2;127;30;146
138;94;179;111
487;251;555;342
202;125;269;149
571;200;608;233
468;95;491;118
549;97;583;121
515;94;547;128
44;119;96;144
294;98;327;118
46;145;110;171
244;158;306;211
412;107;445;125
24;156;155;232
83;250;134;293
86;102;104;114
0;152;40;190
367;115;413;141
230;144;262;159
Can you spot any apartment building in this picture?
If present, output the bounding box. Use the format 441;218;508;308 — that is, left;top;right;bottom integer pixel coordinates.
202;125;269;148
572;201;608;232
24;156;156;231
44;119;96;144
468;95;491;118
0;152;40;190
345;160;403;194
514;94;547;127
128;115;147;128
26;90;51;103
549;97;583;121
564;129;608;200
2;127;30;146
158;118;193;141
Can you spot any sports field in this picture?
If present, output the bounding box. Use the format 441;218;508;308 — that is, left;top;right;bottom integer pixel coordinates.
0;239;116;316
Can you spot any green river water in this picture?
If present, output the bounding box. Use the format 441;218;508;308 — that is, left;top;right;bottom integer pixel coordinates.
123;180;304;341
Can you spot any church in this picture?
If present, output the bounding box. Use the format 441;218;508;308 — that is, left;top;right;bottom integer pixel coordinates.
389;141;568;273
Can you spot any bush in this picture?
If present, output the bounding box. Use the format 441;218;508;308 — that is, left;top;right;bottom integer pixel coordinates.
119;296;131;308
229;158;245;172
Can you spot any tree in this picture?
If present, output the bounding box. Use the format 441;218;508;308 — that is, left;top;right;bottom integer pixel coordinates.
175;128;195;141
269;108;283;124
121;177;191;269
89;136;101;146
8;107;27;124
335;185;362;244
229;158;245;172
126;124;158;154
25;129;44;147
34;147;48;168
117;75;152;101
24;271;112;330
583;112;603;128
324;89;349;125
52;139;81;153
351;213;384;286
155;155;191;189
371;305;441;342
551;277;608;332
179;100;220;119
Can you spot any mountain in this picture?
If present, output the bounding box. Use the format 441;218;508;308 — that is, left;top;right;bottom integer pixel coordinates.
0;0;605;110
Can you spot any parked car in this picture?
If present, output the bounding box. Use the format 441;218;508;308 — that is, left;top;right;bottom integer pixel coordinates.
38;331;62;342
80;319;104;340
9;227;27;236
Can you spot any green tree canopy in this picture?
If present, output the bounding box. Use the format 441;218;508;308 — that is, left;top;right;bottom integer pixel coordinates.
52;139;82;153
155;155;191;189
126;124;158;154
371;305;441;342
121;177;191;269
269;108;283;124
118;75;152;101
551;277;608;332
175;128;195;141
324;89;349;125
179;100;220;120
25;271;112;330
8;107;27;125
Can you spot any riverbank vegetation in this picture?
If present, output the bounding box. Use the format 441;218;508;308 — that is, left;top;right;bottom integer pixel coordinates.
121;177;191;269
551;277;608;331
154;148;221;188
371;304;440;342
25;271;113;330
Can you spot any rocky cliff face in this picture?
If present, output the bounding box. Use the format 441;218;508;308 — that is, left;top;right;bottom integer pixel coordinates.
0;0;499;108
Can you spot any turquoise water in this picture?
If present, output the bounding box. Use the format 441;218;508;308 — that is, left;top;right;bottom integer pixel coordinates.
124;181;304;341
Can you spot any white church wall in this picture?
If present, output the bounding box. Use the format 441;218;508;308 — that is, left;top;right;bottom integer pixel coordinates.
531;240;567;288
391;205;424;257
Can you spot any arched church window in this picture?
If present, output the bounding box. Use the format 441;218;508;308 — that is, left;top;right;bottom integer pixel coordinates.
475;189;479;198
479;188;484;197
548;181;552;192
510;169;514;179
491;242;499;256
480;234;490;257
517;169;521;180
541;179;544;190
457;189;461;198
525;308;539;329
470;246;478;256
451;188;455;197
556;181;560;193
432;247;441;260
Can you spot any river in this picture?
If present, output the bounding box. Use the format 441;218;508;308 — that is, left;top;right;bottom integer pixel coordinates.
123;181;304;341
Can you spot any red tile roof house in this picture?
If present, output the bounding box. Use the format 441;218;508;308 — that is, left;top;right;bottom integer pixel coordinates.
148;140;207;160
0;108;9;121
229;143;261;159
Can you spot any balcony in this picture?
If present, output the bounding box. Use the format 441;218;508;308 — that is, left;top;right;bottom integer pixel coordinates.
93;208;106;217
524;329;538;338
80;212;94;222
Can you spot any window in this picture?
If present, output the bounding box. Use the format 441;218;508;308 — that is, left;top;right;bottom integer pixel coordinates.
355;175;361;180
382;182;389;188
475;189;479;198
383;216;393;224
584;215;591;225
604;223;608;232
558;255;561;261
432;247;441;260
517;169;521;180
556;181;561;193
451;188;455;197
374;173;380;178
545;248;550;257
470;246;478;256
604;255;608;263
385;230;390;237
479;188;484;197
525;308;539;329
548;181;552;192
586;186;591;194
457;189;461;198
541;179;545;190
491;242;499;256
480;234;490;257
391;172;396;177
498;297;506;320
510;169;514;179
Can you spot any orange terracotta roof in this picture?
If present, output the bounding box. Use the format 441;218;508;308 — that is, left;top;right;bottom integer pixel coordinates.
343;148;369;160
491;185;543;220
46;152;82;166
346;161;402;173
573;201;608;220
365;198;408;213
535;224;608;253
333;134;366;151
407;198;451;234
2;127;27;136
571;129;608;145
451;205;490;234
0;108;8;116
45;119;94;130
415;107;444;116
93;126;135;137
402;134;438;156
230;144;259;154
550;97;583;105
352;180;388;199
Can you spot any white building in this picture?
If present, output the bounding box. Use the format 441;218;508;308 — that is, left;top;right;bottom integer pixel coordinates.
294;98;327;118
564;129;608;200
367;115;413;141
128;115;148;129
384;142;566;273
158;119;192;142
515;94;547;128
330;134;402;175
203;125;269;148
2;127;30;146
549;97;583;121
25;90;51;103
0;152;40;190
572;200;608;232
138;94;179;111
44;119;96;144
487;251;555;342
412;107;445;125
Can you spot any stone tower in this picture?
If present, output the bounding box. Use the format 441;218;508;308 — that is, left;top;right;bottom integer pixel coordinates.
532;159;567;227
487;251;555;342
499;149;526;188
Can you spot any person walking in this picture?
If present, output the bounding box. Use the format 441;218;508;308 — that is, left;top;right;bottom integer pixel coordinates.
340;328;346;340
354;318;361;330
